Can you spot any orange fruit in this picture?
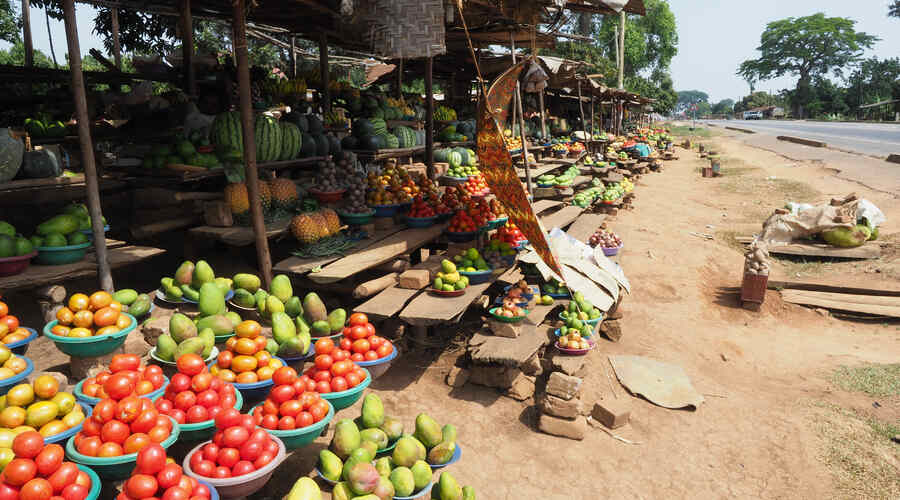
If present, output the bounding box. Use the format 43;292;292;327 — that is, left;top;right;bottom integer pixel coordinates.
216;369;236;382
89;291;113;311
267;358;284;370
233;338;257;356
253;336;268;351
114;313;130;329
235;371;258;384
50;325;71;337
256;366;274;380
0;324;7;338
68;294;90;312
230;355;258;373
254;351;271;364
73;310;94;328
0;301;7;317
235;321;261;339
95;326;120;337
56;307;74;325
68;327;93;338
1;332;25;344
93;307;119;327
107;301;123;313
4;357;26;373
225;337;238;351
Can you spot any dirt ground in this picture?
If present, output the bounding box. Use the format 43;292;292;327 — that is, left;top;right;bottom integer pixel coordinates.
9;127;900;499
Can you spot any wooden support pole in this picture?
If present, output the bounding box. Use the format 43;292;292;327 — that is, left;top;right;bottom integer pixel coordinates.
591;94;595;135
22;0;33;68
110;8;121;69
62;0;113;292
510;33;531;194
425;56;435;179
289;35;297;79
181;0;195;97
539;90;547;139
319;33;330;113
395;59;403;98
232;0;273;289
617;10;625;90
577;81;586;138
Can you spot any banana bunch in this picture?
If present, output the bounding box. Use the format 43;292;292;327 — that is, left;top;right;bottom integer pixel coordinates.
263;78;307;102
324;108;349;127
434;105;457;121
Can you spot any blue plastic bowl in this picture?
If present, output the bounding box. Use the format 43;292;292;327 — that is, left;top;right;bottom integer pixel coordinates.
250;399;334;450
35;241;92;265
65;415;180;479
459;269;492;284
486;217;508;230
558;311;603;326
45;402;93;444
445;229;480;243
197;480;219;500
0;355;34;396
207;357;285;403
80;225;110;238
279;344;314;364
178;389;244;442
321;368;371;411
74;374;170;406
43;313;137;357
406;215;437;228
373;204;403;217
77;464;102;500
315;466;339;486
355;347;398;379
5;326;37;355
394;481;434;499
429;443;462;470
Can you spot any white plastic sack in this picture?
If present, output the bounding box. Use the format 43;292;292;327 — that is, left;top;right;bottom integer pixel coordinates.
785;202;814;216
599;0;628;12
856;199;885;229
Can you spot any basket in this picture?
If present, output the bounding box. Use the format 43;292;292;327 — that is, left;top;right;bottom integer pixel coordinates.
406;215;437;228
44;402;93;444
74;375;169;406
178;390;244;442
602;242;624;256
183;436;286;499
354;347;398;379
0;355;34;396
4;326;37;355
0;251;37;277
321;368;371;411
250;399;333;449
459;269;492;284
65;416;180;479
35;242;91;265
43;313;137;357
338;209;376;225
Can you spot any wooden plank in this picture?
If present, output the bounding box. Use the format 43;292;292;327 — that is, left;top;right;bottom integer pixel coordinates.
540;205;584;230
571;176;593;188
353;287;421;321
399;281;493;326
257;157;329;171
308;225;444;284
0;174;85;192
516;164;561;180
531;199;564;215
735;237;881;259
781;290;900;318
766;281;900;297
565;214;607;241
469;320;553;366
189;218;292;247
0;245;165;292
273;226;406;276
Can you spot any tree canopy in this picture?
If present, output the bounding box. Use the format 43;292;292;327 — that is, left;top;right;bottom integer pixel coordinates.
711;99;734;115
737;13;877;117
0;0;19;44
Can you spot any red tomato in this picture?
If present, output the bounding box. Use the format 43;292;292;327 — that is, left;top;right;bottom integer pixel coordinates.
346;371;362;387
186;406;209;423
368;336;385;349
144;364;163;377
215;408;242;430
313;338;334;356
147;425;170;443
207;406;223;420
277;416;295;430
296;412;313;428
350;326;368;340
299;392;318;409
253;452;274;469
191;373;213;392
348;313;368;326
216;448;239;469
210;377;224;392
309;401;329;422
230;460;255;477
12;431;44;459
169;373;191;393
156;463;183;489
174;391;197;412
279;400;302;418
341;326;351;338
329;360;350;377
314;381;331;393
162;487;190;500
169;409;186;424
97;442;123;457
201;443;219;462
352;339;370;354
103;373;135;400
4;458;37;486
74;471;90;488
350;353;364;362
238;440;262;462
339;338;352;351
176;354;206;377
155;415;174;431
192;483;211;498
34;444;64;476
135;380;154;396
125;475;158;500
123;433;151;454
116;396;143;423
364;351;379;361
19;478;52;500
305;379;316;392
193;460;215;478
196;390;219;408
75;437;101;457
212;467;231;479
260;414;278;430
131;409;159;434
100;420;129;444
222;427;249;448
376;342;393;358
109;354;141;373
291;380;306;396
269;385;295;404
60;484;89;500
239;414;255;431
271;367;297;387
47;463;79;494
313;354;333;371
0;483;19;500
364;323;376;337
219;393;236;410
330;349;348;362
312;370;331;383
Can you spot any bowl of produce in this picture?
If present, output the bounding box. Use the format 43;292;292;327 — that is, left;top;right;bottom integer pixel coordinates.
44;401;93;444
320;368;371;411
308;188;346;204
208;356;283;403
444;229;480;243
558;311;602;326
458;269;492;285
338;209;376;226
183;431;286;499
0;353;33;395
119;448;217;500
406;215;437;228
2;326;38;355
372;203;405;217
43;312;137;357
36;241;91;265
249;397;333;450
486;217;508;230
0;251;37;277
428;443;462;470
395;481;435;499
0;431;102;500
429;288;465;297
170;388;243;442
555;337;593;355
65;415;181;479
488;306;528;323
150;346;219;376
356;346;398;380
74;362;168;406
554;328;595;342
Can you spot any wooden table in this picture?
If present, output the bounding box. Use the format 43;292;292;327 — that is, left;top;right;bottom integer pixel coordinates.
188;219;292;247
273;226;408;277
398;267;519;327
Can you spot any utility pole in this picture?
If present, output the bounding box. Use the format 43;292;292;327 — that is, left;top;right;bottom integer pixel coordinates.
617;10;625;90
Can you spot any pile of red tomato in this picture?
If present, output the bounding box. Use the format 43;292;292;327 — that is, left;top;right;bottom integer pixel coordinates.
187;408;279;479
73;395;172;457
119;443;211;500
0;431;93;500
80;354;166;399
338;313;394;362
153;354;238;425
303;346;369;395
250;366;330;431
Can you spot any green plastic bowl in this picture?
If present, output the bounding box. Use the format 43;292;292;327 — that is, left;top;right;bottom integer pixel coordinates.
488;307;529;323
35;241;91;265
338;209;376;225
558;311;602;326
43;313;137;357
65;415;180;479
249;398;334;449
321;368;371;411
179;389;244;442
77;464;102;500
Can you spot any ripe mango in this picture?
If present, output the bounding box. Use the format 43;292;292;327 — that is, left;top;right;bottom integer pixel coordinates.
391;436;420;468
311;321;331;337
195;315;234;336
331;419;361;460
379;416;404;441
389;467;415;496
174;261;195;286
25;401;58;428
441;424;457;443
156;334;177;361
374;457;392;478
233;273;261;293
361;393;385;429
373;476;395;500
462;485;476;500
173;337;206;359
414;413;443;449
411;461;431;491
318;450;343;482
112;289;138;305
427;441;455;465
270;274;293;302
169;313;197;343
357;441;377;461
192;260;215;288
302;292;328;323
285;296;303;318
198;328;215;358
254;289;268;308
331;482;353;500
341;453;367;482
438;472;463;500
198;282;225;317
360;428;388;450
284;476;322;500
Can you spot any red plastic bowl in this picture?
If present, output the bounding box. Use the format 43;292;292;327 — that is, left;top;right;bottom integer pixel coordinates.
0;251;37;277
308;188;346;203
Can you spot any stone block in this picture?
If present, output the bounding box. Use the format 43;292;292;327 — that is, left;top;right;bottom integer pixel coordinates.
546;372;582;401
547;352;586;377
70;349;126;380
599;320;623;342
592;399;631;429
445;367;470;388
521;353;543;376
504;373;535;401
397;270;431;290
469;364;522;389
539;393;581;420
488;319;522;338
538;414;586;440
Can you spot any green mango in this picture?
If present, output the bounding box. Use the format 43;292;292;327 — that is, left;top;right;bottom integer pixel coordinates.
192;260;215;288
311;320;331;337
318;450;343;481
265;295;285;317
198;328;215;357
155;334;177;361
374;457;392;477
438;472;463;500
330;419;361;460
233;273;261;293
379;416;404;441
266;338;279;355
195;315;233;336
173;337;206;359
411;461;431;491
0;221;13;237
361;393;385;429
174;261;195;286
331;482;353;500
462;485;475;500
270;274;293;302
225;311;242;328
391;436;419;468
271;311;296;345
351;496;379;500
327;308;347;333
295;315;310;335
284;477;322;500
44;233;66;247
29;235;43;249
360;428;388;450
36;214;79;236
254;289;268;308
427;441;455;465
277;336;305;356
169;313;198;343
164;285;183;301
389;467;415;497
180;284;200;302
302;292;328;323
284;296;303;318
198;282;225;317
441;424;457;443
357;440;377;461
298;330;311;355
160;277;174;289
112;289;138;305
127;294;151;318
412;437;426;461
340;454;367;482
214;277;232;295
414;413;443;449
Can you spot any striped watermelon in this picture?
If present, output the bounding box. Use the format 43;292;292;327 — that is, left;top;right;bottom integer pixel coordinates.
279;122;302;160
392;126;417;148
211;111;243;153
255;114;282;163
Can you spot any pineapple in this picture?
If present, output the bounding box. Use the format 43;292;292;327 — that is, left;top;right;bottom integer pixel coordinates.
290;213;318;244
269;178;298;209
258;180;272;212
320;208;340;236
309;211;329;239
224;183;249;215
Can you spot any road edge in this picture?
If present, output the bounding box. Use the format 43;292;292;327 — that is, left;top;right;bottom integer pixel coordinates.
887;154;900;165
777;136;827;148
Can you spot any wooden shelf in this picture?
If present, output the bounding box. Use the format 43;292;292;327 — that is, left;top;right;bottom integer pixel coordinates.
348;146;425;161
188;219;292;247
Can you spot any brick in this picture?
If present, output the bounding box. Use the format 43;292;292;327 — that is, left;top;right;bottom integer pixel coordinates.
445;367;470;388
488;319;522;338
599;320;623;342
538;414;586;440
521;353;543;376
505;373;535;401
547;351;586;377
539;393;581;419
397;270;431;289
469;364;521;389
546;372;582;400
592;399;631;429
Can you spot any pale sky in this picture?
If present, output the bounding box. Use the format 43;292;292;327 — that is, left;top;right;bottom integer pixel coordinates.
668;0;900;104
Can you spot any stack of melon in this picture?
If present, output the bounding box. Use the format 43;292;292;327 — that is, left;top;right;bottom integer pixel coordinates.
210;111;340;164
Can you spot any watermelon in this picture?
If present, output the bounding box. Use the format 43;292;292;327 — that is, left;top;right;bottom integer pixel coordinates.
327;135;342;156
0;129;24;183
307;115;324;135
434;148;450;163
392;126;417;148
383;134;400;149
20;149;60;179
279;122;302;160
353;119;375;138
299;132;317;157
453;147;470;166
254;114;282;163
448;151;462;168
312;134;329;156
341;135;358;150
358;135;380;151
211;111;244;153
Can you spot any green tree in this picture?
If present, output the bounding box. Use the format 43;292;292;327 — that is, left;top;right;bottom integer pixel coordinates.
0;0;19;44
889;1;899;18
738;13;878;118
0;41;54;67
675;90;708;114
845;57;900;108
734;91;780;113
594;0;678;82
711;98;735;115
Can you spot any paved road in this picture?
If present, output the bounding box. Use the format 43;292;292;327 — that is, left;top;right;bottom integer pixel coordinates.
705;119;900;158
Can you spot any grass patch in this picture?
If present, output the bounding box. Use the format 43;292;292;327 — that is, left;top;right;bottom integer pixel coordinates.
777;257;831;278
811;401;900;499
717;176;820;202
718;166;758;177
666;124;716;137
831;364;900;397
